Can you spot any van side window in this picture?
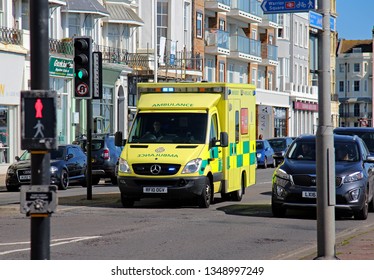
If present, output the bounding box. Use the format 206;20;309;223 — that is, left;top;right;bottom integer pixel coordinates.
210;114;218;142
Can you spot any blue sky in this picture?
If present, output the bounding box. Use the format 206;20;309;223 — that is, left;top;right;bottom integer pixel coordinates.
336;0;374;39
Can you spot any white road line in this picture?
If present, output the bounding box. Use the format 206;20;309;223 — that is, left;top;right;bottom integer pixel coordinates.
0;236;101;256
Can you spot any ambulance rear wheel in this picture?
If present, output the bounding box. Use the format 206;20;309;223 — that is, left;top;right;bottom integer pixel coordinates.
231;177;244;201
198;177;212;208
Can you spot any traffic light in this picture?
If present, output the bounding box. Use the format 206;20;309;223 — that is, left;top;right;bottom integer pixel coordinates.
74;36;92;99
21;90;57;150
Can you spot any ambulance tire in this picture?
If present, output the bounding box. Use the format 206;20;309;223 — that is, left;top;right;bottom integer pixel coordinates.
121;194;135;208
231;176;244;201
198;177;212;208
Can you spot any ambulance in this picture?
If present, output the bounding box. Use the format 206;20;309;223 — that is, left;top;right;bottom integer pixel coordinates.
115;82;256;208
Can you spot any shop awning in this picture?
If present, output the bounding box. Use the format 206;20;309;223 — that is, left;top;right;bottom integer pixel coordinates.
49;0;66;7
62;0;109;17
339;97;372;103
104;3;144;26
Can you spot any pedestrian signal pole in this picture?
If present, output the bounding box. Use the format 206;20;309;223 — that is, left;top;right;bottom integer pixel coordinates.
22;0;56;260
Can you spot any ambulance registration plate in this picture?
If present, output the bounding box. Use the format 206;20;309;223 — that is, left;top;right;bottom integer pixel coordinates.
143;187;168;193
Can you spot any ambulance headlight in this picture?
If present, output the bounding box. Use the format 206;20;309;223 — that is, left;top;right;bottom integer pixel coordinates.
118;158;131;174
182;158;202;174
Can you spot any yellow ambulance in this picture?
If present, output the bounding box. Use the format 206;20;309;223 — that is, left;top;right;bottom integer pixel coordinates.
115;82;256;208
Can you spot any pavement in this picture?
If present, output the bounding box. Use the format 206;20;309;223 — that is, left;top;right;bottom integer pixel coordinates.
0;165;373;260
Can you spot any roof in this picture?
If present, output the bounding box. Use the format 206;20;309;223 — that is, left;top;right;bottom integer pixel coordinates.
103;3;144;26
62;0;109;17
338;39;372;54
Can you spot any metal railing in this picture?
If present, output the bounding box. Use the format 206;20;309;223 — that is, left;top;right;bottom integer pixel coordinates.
0;27;22;45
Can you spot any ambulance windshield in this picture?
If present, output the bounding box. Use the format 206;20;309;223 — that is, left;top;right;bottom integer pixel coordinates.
128;113;208;144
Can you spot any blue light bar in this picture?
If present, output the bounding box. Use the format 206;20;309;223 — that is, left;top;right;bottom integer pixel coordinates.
162;87;175;92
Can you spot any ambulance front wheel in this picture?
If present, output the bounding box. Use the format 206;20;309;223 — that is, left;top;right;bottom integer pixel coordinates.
198;177;213;208
121;194;135;208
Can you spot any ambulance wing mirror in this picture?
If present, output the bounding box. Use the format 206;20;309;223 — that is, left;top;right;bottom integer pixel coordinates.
115;131;126;147
219;132;228;147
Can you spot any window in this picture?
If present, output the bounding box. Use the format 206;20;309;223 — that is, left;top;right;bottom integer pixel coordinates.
93;87;114;133
157;1;168;52
365;80;368;92
68;14;80;37
22;0;29;30
210;114;218;142
228;64;234;83
339;81;344;92
353;63;360;73
107;23;121;49
239;66;244;83
196;12;203;38
219;62;225;82
0;0;4;26
251;68;257;85
354;103;360;117
339;64;345;73
251;28;257;40
206;59;213;82
82;14;93;37
268;71;273;90
354;80;360;92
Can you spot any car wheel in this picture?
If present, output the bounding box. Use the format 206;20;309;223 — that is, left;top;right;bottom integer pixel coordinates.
272;199;287;218
6;185;19;192
231;176;244;201
263;157;268;169
121;194;135;208
59;169;69;190
110;176;118;185
198;177;212;208
91;176;100;185
354;189;368;220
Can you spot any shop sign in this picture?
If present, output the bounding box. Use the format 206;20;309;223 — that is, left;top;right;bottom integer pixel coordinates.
294;101;318;111
49;57;74;78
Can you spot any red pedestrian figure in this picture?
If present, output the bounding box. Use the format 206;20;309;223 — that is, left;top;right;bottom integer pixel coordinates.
35;98;43;118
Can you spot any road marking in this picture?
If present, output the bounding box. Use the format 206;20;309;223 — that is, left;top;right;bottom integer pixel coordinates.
0;236;101;256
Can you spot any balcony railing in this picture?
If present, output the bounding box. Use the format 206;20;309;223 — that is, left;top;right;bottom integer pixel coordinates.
231;0;262;16
230;35;261;57
48;38;202;72
261;43;278;61
0;27;22;45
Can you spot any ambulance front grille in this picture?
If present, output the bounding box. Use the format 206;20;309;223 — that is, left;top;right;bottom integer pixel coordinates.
132;164;181;175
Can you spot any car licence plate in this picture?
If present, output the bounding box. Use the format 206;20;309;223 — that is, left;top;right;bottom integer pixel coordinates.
19;175;31;180
143;187;168;193
302;191;317;198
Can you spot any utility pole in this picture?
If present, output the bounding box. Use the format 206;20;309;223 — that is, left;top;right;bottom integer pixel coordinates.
315;0;337;259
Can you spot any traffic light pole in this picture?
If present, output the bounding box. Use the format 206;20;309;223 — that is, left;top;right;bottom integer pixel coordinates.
29;0;51;259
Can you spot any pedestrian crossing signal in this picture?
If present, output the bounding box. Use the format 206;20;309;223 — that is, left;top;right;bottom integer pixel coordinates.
21;90;57;150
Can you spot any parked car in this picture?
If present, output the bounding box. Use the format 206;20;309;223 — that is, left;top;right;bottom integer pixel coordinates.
271;134;374;220
334;127;374;156
256;139;276;168
74;134;123;185
5;144;87;191
267;137;294;166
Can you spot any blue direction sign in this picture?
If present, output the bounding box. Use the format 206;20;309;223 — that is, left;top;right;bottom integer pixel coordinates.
261;0;315;14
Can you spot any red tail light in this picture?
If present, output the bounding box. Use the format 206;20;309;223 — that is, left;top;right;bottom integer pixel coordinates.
102;148;110;160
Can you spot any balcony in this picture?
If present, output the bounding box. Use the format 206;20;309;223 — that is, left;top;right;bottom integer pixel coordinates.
227;0;262;24
205;29;230;56
48;37;202;75
205;0;231;12
0;27;22;46
230;35;261;63
259;43;278;66
258;14;279;29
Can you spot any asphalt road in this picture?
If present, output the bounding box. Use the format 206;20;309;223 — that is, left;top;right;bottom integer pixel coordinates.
1;168;374;260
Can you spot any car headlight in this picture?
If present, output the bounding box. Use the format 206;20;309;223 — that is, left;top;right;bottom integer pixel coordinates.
7;168;15;174
118;158;131;174
257;153;262;158
50;166;58;173
343;171;364;183
182;158;202;174
275;168;290;180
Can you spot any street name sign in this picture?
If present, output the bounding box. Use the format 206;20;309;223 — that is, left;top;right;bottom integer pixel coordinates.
261;0;315;14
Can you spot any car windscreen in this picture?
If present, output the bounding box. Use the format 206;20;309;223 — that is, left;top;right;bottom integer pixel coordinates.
91;140;104;151
128;112;208;144
268;139;286;152
256;141;264;150
334;130;374;154
287;141;316;160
